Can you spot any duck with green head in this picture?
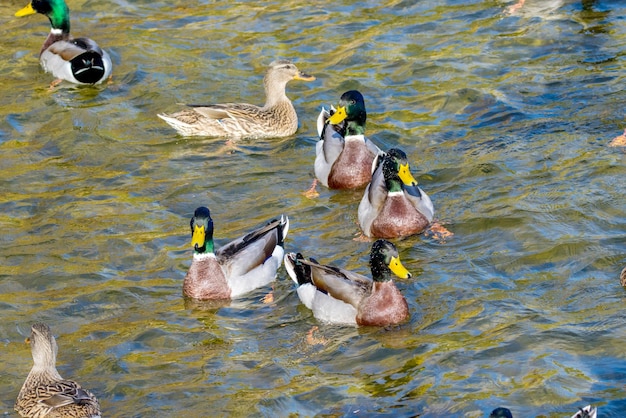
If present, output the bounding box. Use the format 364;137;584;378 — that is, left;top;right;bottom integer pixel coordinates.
15;322;101;418
15;0;112;86
313;90;382;190
184;206;290;300
358;148;434;239
284;239;411;326
158;60;315;138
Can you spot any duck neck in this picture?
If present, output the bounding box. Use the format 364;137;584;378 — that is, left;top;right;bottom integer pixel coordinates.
385;177;403;193
263;77;289;108
33;364;63;379
345;121;365;137
47;0;71;35
195;239;214;255
370;258;393;283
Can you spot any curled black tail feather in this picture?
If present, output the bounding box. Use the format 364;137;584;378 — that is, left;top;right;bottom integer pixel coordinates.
292;253;312;286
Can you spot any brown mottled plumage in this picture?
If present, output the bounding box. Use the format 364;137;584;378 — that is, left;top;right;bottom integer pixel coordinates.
15;323;101;418
284;240;411;327
158;60;315;138
620;266;626;287
358;148;434;239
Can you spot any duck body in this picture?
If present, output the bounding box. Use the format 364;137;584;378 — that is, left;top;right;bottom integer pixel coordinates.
183;207;289;300
359;148;434;239
490;407;513;418
16;0;112;85
571;405;597;418
284;240;411;327
158;60;315;138
15;323;101;418
314;91;382;189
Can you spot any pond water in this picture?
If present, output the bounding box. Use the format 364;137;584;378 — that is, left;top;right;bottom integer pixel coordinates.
1;0;625;417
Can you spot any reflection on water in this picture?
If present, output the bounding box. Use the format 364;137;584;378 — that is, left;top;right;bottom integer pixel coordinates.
1;0;625;416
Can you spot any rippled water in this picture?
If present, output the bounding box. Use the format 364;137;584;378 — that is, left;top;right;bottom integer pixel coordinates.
1;0;625;416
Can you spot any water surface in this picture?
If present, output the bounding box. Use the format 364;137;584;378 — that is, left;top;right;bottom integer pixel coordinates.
1;0;625;417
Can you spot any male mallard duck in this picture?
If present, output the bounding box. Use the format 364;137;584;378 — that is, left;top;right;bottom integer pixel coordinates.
158;60;315;138
284;239;411;326
490;407;513;418
489;405;597;418
358;148;434;239
15;0;112;86
15;322;101;418
571;405;597;418
314;90;382;189
184;206;289;300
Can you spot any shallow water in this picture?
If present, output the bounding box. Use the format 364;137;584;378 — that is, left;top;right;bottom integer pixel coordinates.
1;0;625;416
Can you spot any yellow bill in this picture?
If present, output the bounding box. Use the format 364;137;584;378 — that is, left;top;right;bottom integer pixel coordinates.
389;255;411;279
191;224;205;248
15;3;36;17
328;106;347;125
294;71;316;81
398;162;417;186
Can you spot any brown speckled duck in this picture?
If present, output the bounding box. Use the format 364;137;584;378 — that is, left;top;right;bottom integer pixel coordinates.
284;239;411;326
15;322;101;418
358;148;434;239
184;206;289;300
158;60;315;138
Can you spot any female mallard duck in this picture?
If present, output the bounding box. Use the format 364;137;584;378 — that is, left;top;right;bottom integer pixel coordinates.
15;323;101;418
314;90;382;189
284;239;411;326
15;0;112;86
158;60;315;138
184;206;289;300
620;266;626;287
358;148;434;239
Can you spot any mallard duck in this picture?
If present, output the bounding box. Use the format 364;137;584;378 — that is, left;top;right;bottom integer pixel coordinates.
184;206;289;300
489;405;597;418
314;90;382;189
15;0;112;86
158;60;315;138
620;266;626;287
284;239;411;326
490;407;513;418
15;322;101;418
358;148;434;239
571;405;597;418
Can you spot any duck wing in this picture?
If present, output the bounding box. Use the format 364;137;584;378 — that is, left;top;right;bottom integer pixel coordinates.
48;38;103;61
189;103;262;121
299;258;373;308
403;184;435;222
364;157;388;212
216;216;288;278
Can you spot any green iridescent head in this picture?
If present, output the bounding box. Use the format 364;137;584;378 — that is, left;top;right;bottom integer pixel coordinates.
190;206;215;254
369;239;412;282
15;0;70;33
381;148;418;193
327;90;367;136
